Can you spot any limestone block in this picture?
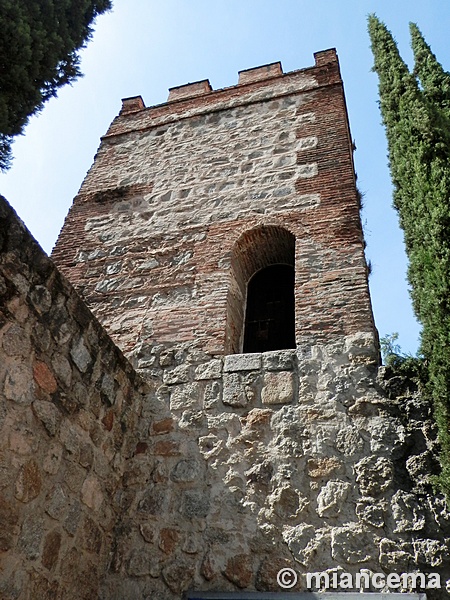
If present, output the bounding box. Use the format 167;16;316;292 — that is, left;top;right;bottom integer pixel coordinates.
261;371;294;405
169;382;201;411
262;349;295;371
316;480;351;517
223;372;247;407
282;524;322;567
194;358;222;380
379;538;413;570
354;455;393;496
224;553;253;588
163;364;190;385
413;538;448;567
203;380;221;409
392;490;425;532
369;416;405;455
336;426;364;456
356;498;386;528
331;524;375;564
224;353;261;372
267;484;308;519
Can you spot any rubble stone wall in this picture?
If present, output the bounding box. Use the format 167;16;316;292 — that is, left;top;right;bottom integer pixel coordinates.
0;196;147;600
104;334;450;599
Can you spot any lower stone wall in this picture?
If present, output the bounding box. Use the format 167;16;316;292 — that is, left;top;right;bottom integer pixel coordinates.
102;334;450;599
0;196;147;600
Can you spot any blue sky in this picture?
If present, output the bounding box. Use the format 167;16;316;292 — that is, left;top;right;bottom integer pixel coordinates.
1;1;449;355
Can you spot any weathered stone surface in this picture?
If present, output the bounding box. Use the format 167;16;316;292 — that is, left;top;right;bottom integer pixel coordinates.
161;559;195;594
163;364;190;385
4;362;34;404
42;529;61;570
181;490;210;518
392;490;425;532
82;515;103;554
138;485;167;515
316;480;351;517
194;359;222;380
203;380;221;409
159;528;180;554
283;523;317;566
336;426;364;456
29;285;52;314
170;382;200;411
32;400;60;436
308;457;342;478
15;459;42;502
331;524;375;563
151;417;174;435
261;371;294;405
170;458;201;482
224;554;253;588
379;538;413;570
356;497;386;527
2;323;31;356
354;456;393;496
46;485;67;520
256;557;301;592
81;474;103;511
262;349;295;371
223;372;248;407
369;416;405;455
224;353;261;372
70;337;92;373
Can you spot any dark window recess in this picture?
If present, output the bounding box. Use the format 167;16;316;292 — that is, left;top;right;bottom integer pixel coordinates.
243;264;295;353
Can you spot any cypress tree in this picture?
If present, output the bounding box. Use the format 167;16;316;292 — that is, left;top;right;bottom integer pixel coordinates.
368;15;450;494
0;0;112;171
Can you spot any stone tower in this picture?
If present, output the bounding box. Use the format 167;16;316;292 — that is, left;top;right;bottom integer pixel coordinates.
1;50;448;600
52;49;376;363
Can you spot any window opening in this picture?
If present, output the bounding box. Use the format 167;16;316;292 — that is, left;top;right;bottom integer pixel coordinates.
243;264;295;353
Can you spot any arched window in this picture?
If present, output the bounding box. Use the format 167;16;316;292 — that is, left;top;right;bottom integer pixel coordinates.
243;264;295;353
225;225;296;354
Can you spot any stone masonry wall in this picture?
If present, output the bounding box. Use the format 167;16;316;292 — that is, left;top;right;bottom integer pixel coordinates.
0;195;147;600
52;50;376;358
102;334;450;599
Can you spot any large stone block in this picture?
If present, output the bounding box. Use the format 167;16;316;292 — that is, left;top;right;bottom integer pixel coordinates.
261;371;294;405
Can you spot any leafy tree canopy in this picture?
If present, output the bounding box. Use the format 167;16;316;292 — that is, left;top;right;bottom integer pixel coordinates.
0;0;111;170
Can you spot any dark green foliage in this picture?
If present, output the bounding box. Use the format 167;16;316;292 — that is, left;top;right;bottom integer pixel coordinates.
380;332;427;383
369;16;450;495
0;0;112;170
